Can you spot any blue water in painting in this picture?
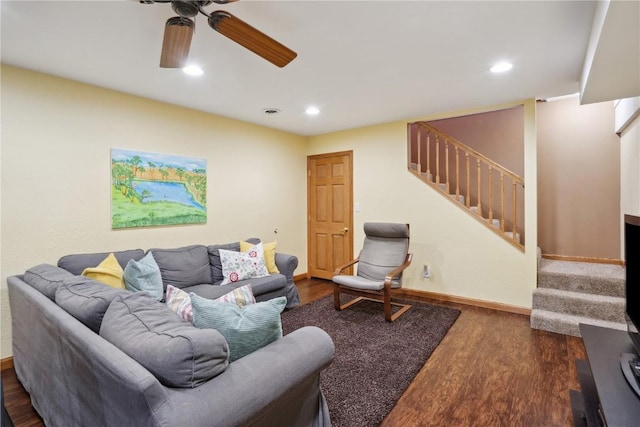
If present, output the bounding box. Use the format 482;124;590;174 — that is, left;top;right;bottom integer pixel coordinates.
133;181;204;210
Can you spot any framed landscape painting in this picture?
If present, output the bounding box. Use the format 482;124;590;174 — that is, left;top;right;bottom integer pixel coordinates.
111;149;207;229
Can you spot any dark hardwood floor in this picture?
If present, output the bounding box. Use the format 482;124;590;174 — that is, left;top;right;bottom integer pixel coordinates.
2;278;586;426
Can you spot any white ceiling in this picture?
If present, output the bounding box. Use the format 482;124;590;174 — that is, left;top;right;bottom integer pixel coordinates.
1;1;634;136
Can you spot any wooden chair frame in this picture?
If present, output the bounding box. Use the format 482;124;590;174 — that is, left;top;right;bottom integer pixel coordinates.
333;253;413;322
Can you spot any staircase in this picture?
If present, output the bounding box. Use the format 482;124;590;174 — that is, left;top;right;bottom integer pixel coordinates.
530;259;626;337
407;122;524;250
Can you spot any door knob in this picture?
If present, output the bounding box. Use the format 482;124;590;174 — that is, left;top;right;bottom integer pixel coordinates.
343;227;349;233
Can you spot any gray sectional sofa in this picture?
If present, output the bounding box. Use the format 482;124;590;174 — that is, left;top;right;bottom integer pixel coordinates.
7;241;334;427
57;239;300;308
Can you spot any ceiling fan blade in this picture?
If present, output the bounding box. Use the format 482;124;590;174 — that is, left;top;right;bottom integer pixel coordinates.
208;11;297;68
160;16;194;68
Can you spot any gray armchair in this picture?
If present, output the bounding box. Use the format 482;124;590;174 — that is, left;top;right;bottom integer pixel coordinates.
332;222;412;322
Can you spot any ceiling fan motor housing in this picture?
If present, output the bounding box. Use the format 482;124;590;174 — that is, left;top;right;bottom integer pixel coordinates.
171;1;212;18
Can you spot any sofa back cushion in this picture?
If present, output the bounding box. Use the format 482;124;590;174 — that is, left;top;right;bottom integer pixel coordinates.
58;249;145;275
149;245;212;289
100;292;229;388
23;264;77;300
55;276;130;333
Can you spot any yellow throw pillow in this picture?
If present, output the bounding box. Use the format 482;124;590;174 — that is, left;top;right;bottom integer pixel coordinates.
82;253;125;289
240;240;279;274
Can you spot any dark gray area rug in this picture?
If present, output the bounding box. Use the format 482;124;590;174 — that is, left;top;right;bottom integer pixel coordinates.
281;296;461;426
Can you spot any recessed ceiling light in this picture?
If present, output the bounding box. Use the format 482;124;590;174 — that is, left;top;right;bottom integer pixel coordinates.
305;106;320;116
182;65;203;76
490;62;513;73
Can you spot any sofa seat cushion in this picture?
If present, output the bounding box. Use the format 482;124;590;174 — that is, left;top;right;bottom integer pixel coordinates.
55;276;130;333
182;283;234;300
149;245;213;289
100;292;229;388
212;274;287;296
191;294;286;362
23;264;77;300
58;249;145;275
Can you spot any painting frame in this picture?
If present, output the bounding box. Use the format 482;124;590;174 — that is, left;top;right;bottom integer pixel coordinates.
111;148;207;229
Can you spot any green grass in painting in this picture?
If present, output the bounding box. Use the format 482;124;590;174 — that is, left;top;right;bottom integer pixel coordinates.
111;187;206;229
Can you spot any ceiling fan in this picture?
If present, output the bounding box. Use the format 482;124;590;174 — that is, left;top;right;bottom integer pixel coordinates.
140;0;297;68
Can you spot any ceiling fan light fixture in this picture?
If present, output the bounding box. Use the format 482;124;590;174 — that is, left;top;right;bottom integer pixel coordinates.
160;16;194;68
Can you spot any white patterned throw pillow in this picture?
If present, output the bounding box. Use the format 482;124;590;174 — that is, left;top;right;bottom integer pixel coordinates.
219;243;269;285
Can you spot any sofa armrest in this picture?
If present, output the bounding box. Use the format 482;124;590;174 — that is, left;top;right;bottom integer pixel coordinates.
275;252;300;307
275;252;298;281
161;326;334;427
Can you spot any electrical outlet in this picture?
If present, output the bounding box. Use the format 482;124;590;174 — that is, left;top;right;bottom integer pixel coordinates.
423;265;432;278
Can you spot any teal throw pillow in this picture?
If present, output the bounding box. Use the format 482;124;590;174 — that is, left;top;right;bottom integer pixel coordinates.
190;294;287;362
123;252;164;301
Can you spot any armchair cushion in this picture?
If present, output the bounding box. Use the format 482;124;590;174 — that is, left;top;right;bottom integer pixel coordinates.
356;223;410;282
333;275;390;291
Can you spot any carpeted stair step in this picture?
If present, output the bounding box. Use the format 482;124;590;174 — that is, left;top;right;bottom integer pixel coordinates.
532;288;625;323
530;309;626;337
537;259;625;297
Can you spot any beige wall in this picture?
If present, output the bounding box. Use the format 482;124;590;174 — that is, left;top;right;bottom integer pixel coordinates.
537;97;620;259
619;110;640;256
0;66;541;361
0;66;308;359
427;106;524;175
426;106;526;241
307;100;538;312
620;117;640;216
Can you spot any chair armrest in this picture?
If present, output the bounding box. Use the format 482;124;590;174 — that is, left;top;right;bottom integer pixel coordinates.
384;253;413;286
333;257;360;276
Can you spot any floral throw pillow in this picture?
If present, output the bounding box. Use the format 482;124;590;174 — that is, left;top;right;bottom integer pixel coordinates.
219;243;269;285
